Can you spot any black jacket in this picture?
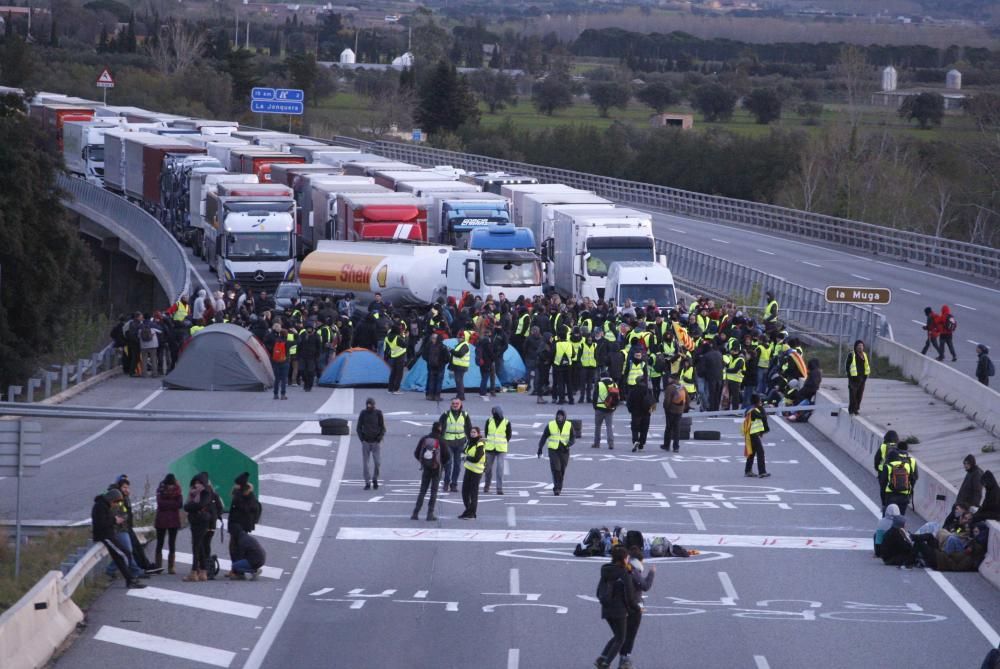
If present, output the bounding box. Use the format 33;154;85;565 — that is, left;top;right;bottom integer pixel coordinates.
957;466;984;509
357;408;386;442
423;340;449;370
91;494;119;542
598;562;639;620
972;471;1000;523
297;332;323;361
232;530;267;569
228;484;262;533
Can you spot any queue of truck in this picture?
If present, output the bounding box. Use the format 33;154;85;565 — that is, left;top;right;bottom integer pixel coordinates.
27;92;675;309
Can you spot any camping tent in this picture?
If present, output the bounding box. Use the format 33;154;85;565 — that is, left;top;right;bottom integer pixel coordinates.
401;338;527;392
319;348;390;387
163;323;274;391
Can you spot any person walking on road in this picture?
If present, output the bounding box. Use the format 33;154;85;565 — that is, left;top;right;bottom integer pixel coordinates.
661;376;687;453
879;442;918;515
620;546;656;669
297;322;323;392
742;394;770;478
594;545;640;669
846;339;869;415
626;376;655;452
450;330;472;400
482;407;511;495
228;525;267;580
957;454;984;510
154;473;183;574
938;305;958;362
440;398;472;493
385;321;408;394
264;323;289;400
920;307;944;358
92;488;145;589
976;344;995;387
537;409;575;495
592;376;619;450
873;430;899;508
357;398;386;490
411;423;449;522
460;427;487;519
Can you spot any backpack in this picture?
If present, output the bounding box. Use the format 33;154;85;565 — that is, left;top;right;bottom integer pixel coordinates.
420;437;442;472
889;455;912;493
140;323;153;343
672;386;688;407
649;537;671;558
988;358;996;378
670;544;690;558
596;574;625;606
944;314;957;332
599;382;620;410
625;530;644;550
574;527;605;557
271;340;288;363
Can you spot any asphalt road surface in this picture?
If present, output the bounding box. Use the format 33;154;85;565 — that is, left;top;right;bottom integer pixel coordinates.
5;379;996;669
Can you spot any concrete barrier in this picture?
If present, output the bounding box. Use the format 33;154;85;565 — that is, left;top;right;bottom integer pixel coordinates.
0;571;83;669
811;389;1000;589
879;336;1000;439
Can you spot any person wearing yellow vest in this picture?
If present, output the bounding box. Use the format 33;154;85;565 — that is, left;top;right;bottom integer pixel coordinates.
592;376;619;450
879;442;918;515
846;339;870;415
623;348;647;390
763;290;779;326
552;335;576;405
742;394;770;478
459;427;487;519
439;399;472;493
725;347;747;411
873;430;899;508
385;323;408;394
537;410;575;495
450;330;472;401
482;407;512;495
169;295;189;322
755;335;774;394
578;331;598;404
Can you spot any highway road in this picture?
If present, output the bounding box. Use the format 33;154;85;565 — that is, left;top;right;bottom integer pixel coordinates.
648;211;1000;378
3;379;996;669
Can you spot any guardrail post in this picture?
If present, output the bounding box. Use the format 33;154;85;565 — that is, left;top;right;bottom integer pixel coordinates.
6;385;22;402
75;359;88;384
26;377;42;403
60;365;71;393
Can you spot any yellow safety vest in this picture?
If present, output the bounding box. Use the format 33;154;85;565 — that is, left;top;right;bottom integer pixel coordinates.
680;367;696;394
386;333;407;359
756;342;772;369
876;441;894;471
696;314;710;333
595;381;617;410
172;301;188;322
626;359;646;386
452;342;470;368
764;299;779;322
445;412;468;441
546;420;572;450
571;338;583;363
848;352;870;377
516;314;531;336
883;456;915;494
464;441;486;474
747;408;766;435
287;331;298;356
726;355;745;383
580;342;597;368
485;418;509;453
554;340;574;366
190;324;205;335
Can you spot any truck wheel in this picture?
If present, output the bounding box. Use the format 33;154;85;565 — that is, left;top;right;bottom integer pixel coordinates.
693;430;722;441
320;418;350;436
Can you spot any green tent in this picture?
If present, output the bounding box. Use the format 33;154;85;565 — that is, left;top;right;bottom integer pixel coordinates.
168;439;258;510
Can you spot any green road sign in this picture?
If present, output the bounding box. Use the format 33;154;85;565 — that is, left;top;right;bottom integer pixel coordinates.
169;439;258;510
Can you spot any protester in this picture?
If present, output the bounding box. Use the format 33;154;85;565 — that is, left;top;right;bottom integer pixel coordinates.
538;409;575;495
972;471;1000;523
880;442;918;515
228;525;267;580
626;376;655;452
440;398;472;494
880;515;917;568
92;488;145;589
621;546;655;669
460;427;487;519
921;307;943;358
846;339;869;415
938;305;958;362
592;376;619;450
422;333;449;401
742;393;770;478
154;473;183;574
958;454;984;510
482;407;511;495
976;344;995;387
183;473;221;582
873;504;901;558
227;472;261;577
594;545;640;669
411;423;449;521
661;375;686;453
357;397;386;490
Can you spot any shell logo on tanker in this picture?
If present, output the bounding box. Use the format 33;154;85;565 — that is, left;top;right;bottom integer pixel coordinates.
303;253;390;291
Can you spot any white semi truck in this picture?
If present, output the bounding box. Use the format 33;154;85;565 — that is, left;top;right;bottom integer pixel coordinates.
62;120;118;184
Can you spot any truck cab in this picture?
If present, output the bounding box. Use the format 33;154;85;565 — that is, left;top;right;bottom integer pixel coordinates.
605;262;676;313
468;223;535;252
445;249;543;302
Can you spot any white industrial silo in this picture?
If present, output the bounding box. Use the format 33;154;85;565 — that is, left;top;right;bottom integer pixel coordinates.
946;69;962;90
881;66;898;92
340;48;356;65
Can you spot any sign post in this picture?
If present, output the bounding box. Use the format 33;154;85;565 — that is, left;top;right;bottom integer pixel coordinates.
250;87;305;132
0;421;41;579
824;286;891;367
95;68;115;105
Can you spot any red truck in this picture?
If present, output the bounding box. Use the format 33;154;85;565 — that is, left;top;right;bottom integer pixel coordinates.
30;103;96;150
335;194;430;242
229;148;306;183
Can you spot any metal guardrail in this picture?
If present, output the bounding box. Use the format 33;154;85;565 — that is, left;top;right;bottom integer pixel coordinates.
58;175;191;304
356;139;1000;281
4;344;117;403
661;240;889;352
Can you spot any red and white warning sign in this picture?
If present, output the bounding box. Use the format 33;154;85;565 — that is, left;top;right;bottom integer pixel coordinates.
95;69;115;88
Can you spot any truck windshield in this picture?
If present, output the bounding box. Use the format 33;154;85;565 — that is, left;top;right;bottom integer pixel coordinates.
483;259;542;287
618;284;676;308
226;232;291;259
88;146;104;162
586;238;654;277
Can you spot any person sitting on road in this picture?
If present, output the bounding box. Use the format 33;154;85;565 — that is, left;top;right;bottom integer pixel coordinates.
880;515;917;569
873;503;901;558
228;524;266;580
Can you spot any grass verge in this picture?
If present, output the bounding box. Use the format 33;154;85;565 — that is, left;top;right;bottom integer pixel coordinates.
0;526;93;613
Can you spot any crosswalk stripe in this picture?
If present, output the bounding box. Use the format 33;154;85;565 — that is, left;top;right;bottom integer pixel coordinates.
127;586;263;619
286;438;333;447
259;494;313;512
263;455;328;466
94;626;236;668
253;524;301;543
165;550;284;580
259;473;322;488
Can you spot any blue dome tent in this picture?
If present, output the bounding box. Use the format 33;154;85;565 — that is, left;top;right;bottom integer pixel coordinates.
319;348;390;387
402;338;527;392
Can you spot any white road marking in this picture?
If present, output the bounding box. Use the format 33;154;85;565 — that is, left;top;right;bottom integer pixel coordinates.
754;656;771;669
285;438;333;448
336;527;871;549
711;238;731;244
669;227;687;234
253;524;301;543
165;551;283;580
262;455;328;466
967;339;980;346
911;320;925;326
510;568;521;595
259;473;322;488
801;261;822;268
508;649;520;669
127;586;263;619
850;273;870;281
756;249;775;255
40;389;163;466
414;590;428;599
775;418;1000;646
689;509;706;531
309;587;334;596
94;626;235;668
507;506;517;528
254;424;311;461
503;458;511;476
900;287;921;295
660;461;678;479
955;303;977;311
718;572;738;601
243;428;351;669
258;495;313;512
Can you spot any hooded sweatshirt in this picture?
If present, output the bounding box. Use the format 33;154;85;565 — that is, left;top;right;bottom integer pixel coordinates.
957;456;984;509
91;492;120;542
598;562;637;620
874;504;900;556
972;471;1000;523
